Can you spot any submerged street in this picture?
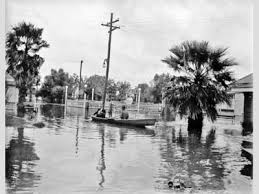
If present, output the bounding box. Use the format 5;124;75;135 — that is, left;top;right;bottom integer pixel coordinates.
5;104;252;194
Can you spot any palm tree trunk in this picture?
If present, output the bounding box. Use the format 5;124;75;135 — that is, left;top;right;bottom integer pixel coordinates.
17;86;27;115
18;86;27;104
29;89;32;102
187;113;203;133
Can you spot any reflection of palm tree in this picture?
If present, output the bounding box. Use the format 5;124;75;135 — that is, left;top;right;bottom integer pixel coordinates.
186;127;224;189
205;127;216;147
97;125;106;189
6;127;41;192
157;126;225;190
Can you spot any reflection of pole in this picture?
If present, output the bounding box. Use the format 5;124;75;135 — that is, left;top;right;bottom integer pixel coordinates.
97;127;106;189
75;116;79;154
92;88;94;101
137;88;141;113
75;127;79;154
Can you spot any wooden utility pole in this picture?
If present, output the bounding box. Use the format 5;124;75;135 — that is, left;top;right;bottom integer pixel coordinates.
101;13;120;109
79;60;83;93
79;60;83;90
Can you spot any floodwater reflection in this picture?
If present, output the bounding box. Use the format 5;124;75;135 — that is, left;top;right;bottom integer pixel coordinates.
5;104;252;194
6;127;41;193
97;125;106;189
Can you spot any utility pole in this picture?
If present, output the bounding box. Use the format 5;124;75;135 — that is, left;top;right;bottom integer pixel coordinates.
79;60;83;99
137;88;141;113
101;13;120;109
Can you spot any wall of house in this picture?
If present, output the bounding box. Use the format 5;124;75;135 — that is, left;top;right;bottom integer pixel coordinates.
6;86;19;104
244;92;253;123
234;93;244;123
233;92;253;124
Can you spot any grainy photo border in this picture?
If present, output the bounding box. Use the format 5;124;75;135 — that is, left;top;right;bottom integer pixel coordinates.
1;0;6;193
1;0;257;194
253;1;258;194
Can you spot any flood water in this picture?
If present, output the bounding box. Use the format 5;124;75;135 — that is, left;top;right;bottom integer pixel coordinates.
5;104;252;194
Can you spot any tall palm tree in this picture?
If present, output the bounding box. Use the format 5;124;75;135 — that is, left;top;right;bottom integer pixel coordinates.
162;41;236;131
6;22;49;104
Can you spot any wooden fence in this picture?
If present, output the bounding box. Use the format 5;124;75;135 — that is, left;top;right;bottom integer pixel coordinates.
66;99;163;118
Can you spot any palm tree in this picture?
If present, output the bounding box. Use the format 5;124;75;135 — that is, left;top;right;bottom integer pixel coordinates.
162;41;236;132
6;22;49;104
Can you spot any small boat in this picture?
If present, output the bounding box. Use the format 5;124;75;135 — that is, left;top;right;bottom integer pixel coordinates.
91;116;156;128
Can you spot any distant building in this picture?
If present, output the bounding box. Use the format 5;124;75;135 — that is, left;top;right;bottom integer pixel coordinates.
5;73;19;105
230;73;253;124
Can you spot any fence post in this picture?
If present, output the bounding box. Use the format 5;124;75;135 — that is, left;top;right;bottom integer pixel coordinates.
65;86;68;106
92;88;94;101
83;93;86;109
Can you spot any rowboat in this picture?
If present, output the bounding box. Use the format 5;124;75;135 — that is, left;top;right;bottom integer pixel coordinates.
91;116;156;128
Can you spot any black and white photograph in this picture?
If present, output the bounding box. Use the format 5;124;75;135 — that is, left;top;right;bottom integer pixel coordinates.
3;0;253;193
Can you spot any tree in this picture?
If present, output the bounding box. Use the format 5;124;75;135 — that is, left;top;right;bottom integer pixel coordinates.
6;22;49;103
51;86;65;103
107;79;118;101
38;68;69;103
84;75;116;101
150;73;171;103
116;81;131;101
67;73;80;98
162;41;236;131
137;83;152;102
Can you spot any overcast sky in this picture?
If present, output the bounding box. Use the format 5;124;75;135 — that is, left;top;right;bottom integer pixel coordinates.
6;0;253;87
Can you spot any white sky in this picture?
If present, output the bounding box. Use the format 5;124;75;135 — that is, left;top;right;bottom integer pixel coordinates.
6;0;253;87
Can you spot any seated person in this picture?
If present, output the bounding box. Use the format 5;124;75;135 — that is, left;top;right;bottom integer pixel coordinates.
94;108;106;118
120;105;129;119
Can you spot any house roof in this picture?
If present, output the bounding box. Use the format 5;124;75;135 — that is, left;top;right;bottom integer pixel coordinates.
232;73;253;89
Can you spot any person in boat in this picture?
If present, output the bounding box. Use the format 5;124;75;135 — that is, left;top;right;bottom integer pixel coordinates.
93;108;101;116
94;108;106;118
120;105;129;119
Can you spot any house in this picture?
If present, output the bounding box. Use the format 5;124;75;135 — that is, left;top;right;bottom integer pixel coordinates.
230;73;253;124
5;73;19;105
214;73;253;124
